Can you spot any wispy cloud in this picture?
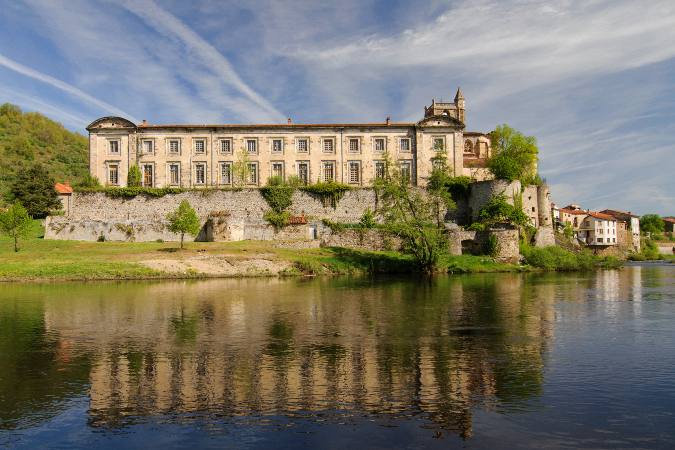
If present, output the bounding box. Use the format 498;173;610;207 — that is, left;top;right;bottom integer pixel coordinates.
116;0;284;122
0;53;135;121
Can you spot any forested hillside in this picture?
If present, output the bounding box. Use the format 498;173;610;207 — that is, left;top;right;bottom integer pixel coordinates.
0;103;88;199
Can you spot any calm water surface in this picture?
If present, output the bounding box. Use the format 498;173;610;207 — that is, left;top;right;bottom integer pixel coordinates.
1;265;674;449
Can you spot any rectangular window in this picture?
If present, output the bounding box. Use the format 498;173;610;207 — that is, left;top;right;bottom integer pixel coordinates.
271;162;284;179
400;138;410;152
247;163;258;185
433;137;445;151
598;237;603;243
142;164;154;187
322;162;335;182
375;161;386;179
168;140;180;154
169;164;180;186
220;162;232;185
348;138;360;153
246;139;257;154
323;138;335;153
348;161;360;184
272;139;283;153
195;163;206;185
374;138;386;152
220;139;232;154
297;138;308;153
109;140;120;154
142;140;153;154
195;139;206;154
399;161;411;183
108;164;119;185
297;162;309;185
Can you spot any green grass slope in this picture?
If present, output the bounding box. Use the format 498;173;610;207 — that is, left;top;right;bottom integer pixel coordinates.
0;103;88;199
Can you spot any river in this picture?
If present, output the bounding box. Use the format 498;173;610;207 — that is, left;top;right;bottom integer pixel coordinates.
1;264;674;449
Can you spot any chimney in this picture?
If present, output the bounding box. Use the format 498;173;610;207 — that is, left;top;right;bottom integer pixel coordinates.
386;116;391;126
287;117;292;124
141;119;147;126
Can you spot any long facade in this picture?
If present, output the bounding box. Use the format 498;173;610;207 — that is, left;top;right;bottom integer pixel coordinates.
87;90;491;188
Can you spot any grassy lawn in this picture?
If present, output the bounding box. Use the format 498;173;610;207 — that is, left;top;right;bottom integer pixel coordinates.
0;220;525;282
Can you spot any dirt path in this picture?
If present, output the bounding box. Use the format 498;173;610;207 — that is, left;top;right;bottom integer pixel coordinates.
140;254;293;277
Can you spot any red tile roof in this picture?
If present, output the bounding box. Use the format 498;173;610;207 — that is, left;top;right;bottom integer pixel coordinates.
586;211;616;221
663;217;675;224
600;209;639;219
559;208;587;215
54;182;73;194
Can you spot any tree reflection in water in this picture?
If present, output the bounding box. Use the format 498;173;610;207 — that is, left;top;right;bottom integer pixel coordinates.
0;268;651;439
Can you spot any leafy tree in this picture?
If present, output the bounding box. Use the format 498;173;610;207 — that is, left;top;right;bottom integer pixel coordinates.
233;148;251;187
0;202;33;252
166;200;201;249
8;164;61;218
487;124;539;182
127;165;142;187
375;156;454;273
640;214;664;235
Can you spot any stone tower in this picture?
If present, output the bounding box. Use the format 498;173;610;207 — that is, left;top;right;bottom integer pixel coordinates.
454;87;465;122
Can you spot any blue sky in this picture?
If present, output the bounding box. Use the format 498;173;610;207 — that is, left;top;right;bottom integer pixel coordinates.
1;0;673;214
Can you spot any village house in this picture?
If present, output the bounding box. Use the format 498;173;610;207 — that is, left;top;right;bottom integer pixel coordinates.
600;209;640;251
577;212;618;246
664;217;675;234
86;89;492;188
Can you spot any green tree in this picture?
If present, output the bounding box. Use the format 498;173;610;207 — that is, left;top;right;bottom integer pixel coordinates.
0;202;33;252
166;200;201;249
8;164;61;218
640;214;664;235
487;124;539;182
233;148;251;187
375;157;454;273
127;165;142;187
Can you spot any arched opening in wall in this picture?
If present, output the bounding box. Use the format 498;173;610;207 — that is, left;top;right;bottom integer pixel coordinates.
464;140;474;155
461;239;481;255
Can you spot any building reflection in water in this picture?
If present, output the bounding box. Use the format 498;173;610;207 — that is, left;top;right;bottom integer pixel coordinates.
32;275;557;438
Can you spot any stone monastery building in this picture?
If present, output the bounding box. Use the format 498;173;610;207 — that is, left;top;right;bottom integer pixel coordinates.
87;89;491;188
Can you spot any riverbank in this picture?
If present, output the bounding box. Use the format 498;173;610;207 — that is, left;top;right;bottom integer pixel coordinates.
0;221;526;282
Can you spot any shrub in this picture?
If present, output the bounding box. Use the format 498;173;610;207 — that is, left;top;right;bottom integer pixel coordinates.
264;210;291;229
76;173;101;188
127;165;142;187
445;176;473;200
260;184;295;213
301;181;350;208
359;208;377;229
485;234;500;257
520;245;616;271
477;194;529;228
